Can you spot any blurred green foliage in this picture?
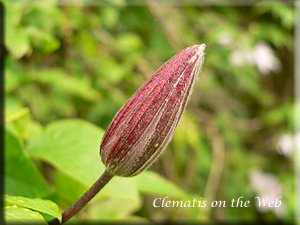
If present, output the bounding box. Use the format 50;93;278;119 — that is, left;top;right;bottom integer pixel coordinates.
4;1;295;224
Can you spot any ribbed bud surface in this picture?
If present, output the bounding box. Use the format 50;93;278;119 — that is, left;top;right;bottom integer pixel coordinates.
100;44;206;177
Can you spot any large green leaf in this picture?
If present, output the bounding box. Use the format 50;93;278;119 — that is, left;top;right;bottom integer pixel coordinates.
27;119;141;217
4;206;47;224
85;197;145;221
136;171;186;197
27;119;106;184
53;169;141;221
5;130;52;198
4;195;61;222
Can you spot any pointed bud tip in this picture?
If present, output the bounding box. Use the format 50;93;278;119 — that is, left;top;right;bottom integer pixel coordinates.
187;44;206;64
195;44;206;54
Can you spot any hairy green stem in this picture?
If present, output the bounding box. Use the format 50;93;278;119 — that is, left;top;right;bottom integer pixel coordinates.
48;170;114;225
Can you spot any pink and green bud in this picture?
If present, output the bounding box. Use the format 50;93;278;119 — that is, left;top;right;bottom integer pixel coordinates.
100;44;206;177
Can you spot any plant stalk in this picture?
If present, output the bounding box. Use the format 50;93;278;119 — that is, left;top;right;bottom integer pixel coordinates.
48;169;114;225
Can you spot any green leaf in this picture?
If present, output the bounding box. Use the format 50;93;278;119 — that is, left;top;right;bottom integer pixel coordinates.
22;4;63;33
5;5;32;58
28;119;141;216
101;7;119;29
6;103;43;141
5;94;23;113
27;26;61;53
85;196;141;221
5;59;25;93
53;170;87;206
116;33;144;54
31;69;101;101
28;119;106;184
136;171;186;197
6;108;30;143
5;129;53;198
4;206;47;224
54;170;141;221
6;27;31;58
25;119;44;141
6;107;29;123
4;195;61;222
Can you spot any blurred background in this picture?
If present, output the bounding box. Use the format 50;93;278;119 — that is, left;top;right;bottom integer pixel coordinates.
5;0;296;224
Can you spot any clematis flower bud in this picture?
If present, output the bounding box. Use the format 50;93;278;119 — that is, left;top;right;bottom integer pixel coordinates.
100;44;206;177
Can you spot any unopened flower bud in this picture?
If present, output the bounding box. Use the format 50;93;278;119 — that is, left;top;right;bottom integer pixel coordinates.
100;44;206;177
